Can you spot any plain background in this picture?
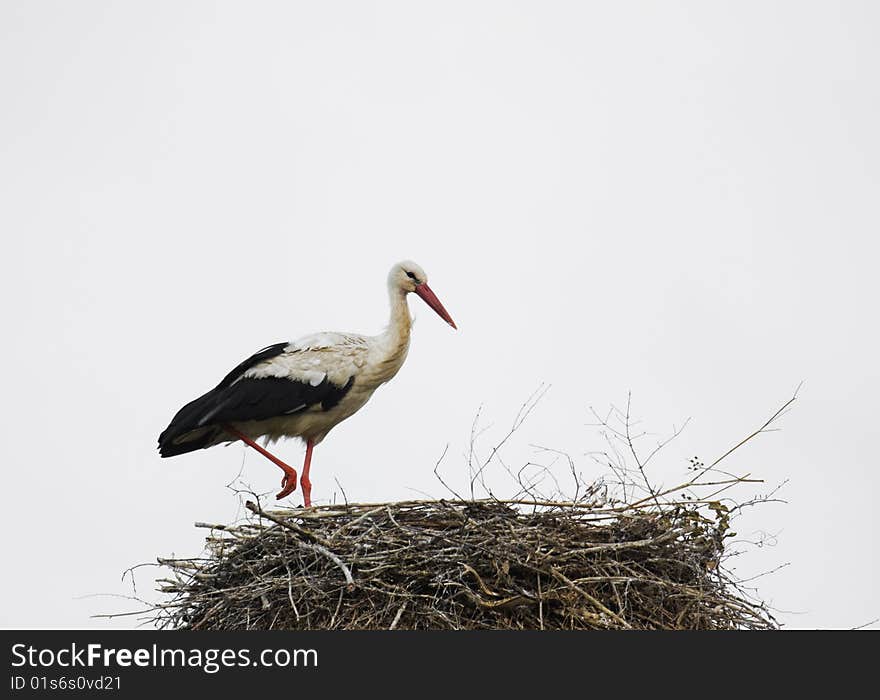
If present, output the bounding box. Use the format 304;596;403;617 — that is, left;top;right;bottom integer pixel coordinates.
1;1;877;629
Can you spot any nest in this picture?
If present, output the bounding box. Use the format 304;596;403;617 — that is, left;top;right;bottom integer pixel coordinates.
154;496;776;630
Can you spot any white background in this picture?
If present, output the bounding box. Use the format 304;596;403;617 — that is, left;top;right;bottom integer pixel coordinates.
1;1;877;629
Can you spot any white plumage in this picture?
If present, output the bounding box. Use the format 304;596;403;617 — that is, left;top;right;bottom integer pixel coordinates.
158;260;456;506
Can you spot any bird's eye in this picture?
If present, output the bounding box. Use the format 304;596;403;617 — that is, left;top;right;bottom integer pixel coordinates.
406;271;417;281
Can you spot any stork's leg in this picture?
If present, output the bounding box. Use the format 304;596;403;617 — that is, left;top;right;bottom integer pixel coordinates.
221;424;299;500
300;440;315;508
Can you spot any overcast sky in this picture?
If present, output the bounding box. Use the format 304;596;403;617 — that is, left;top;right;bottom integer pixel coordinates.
1;1;877;629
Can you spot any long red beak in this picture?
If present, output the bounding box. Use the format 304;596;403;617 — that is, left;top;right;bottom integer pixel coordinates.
414;283;457;329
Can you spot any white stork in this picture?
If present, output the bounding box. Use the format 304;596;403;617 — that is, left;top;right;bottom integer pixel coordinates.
158;261;456;507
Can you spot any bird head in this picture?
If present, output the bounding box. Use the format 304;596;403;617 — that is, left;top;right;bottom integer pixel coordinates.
390;260;457;330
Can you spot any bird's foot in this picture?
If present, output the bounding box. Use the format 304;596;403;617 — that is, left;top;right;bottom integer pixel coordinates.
276;468;299;500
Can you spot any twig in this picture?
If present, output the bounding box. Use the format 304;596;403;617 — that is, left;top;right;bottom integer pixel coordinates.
245;501;354;587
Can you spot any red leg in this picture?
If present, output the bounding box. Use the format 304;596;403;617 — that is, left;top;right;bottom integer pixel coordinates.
301;440;314;508
222;424;298;500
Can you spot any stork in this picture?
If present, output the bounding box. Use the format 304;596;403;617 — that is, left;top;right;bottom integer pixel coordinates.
157;261;456;507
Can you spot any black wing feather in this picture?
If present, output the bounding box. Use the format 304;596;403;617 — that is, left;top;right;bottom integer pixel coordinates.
157;343;354;458
215;342;289;389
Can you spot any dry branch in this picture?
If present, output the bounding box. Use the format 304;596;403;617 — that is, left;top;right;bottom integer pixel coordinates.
153;495;776;630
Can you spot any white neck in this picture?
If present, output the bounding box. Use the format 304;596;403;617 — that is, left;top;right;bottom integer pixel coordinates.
367;286;412;385
379;284;412;355
387;285;412;339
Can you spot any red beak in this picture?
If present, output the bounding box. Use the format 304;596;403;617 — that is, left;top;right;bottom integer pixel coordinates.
414;283;457;329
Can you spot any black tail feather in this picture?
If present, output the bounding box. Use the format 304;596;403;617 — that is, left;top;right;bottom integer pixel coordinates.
158;389;223;457
158;427;220;457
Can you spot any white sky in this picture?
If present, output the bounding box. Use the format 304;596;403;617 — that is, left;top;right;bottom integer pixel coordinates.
1;1;877;629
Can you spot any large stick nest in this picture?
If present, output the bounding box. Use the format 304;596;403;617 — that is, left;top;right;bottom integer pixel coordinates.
154;496;776;630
